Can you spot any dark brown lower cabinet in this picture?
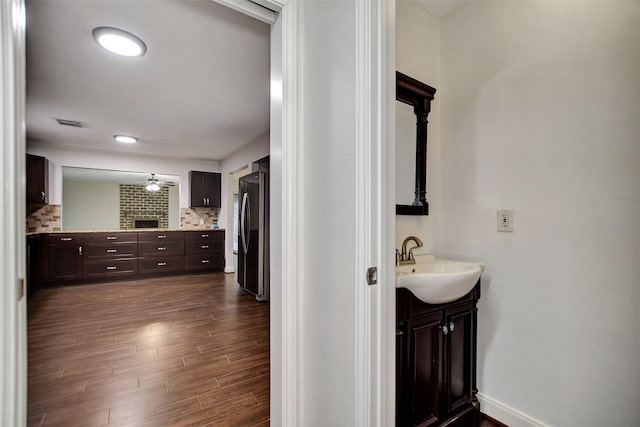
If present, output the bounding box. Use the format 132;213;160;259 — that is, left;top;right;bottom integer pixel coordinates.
396;282;480;427
46;234;84;282
33;230;224;287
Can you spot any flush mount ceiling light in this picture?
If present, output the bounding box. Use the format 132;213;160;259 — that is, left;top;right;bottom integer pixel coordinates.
93;27;147;57
114;135;138;144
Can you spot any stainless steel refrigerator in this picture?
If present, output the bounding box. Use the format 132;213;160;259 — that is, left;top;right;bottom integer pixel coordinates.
237;163;269;301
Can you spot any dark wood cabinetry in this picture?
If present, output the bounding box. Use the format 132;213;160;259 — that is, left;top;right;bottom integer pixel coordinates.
189;171;221;208
26;154;48;204
30;230;225;288
184;231;224;271
84;232;138;279
138;231;185;274
46;234;84;281
396;283;480;427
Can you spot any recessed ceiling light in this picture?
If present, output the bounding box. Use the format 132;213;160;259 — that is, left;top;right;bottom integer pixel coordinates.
114;135;138;144
93;27;147;57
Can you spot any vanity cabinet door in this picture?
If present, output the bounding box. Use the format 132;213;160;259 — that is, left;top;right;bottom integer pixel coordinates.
442;302;476;419
405;312;443;427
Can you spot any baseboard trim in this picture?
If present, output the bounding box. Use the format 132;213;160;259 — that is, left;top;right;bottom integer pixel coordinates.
477;393;548;427
224;266;235;273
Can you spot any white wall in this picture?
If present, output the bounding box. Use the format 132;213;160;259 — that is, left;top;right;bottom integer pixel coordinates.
26;143;219;208
62;181;119;230
219;132;269;272
439;2;640;425
396;1;441;254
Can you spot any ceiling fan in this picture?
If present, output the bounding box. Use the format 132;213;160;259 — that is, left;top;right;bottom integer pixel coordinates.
144;173;176;192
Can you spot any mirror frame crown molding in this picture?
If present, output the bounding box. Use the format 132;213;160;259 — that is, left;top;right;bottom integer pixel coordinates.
396;71;436;216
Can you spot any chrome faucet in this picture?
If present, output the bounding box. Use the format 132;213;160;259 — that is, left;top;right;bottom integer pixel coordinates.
397;236;423;265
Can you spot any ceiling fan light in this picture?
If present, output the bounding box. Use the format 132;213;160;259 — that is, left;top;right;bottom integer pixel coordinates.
145;182;160;192
93;27;147;57
114;135;138;144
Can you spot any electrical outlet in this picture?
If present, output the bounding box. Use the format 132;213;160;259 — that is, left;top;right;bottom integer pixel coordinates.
199;219;205;225
497;209;514;232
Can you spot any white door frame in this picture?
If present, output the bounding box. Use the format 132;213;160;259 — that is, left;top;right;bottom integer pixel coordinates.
0;0;28;425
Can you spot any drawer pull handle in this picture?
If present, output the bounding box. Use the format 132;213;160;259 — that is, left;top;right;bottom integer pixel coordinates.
157;247;167;251
106;236;117;240
61;237;72;241
106;249;117;253
157;235;167;239
201;234;209;238
201;259;210;264
106;266;117;270
201;245;209;249
157;262;167;266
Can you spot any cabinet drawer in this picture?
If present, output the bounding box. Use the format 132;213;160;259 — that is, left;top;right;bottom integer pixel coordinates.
184;240;223;255
139;241;184;257
84;259;137;279
85;243;138;259
47;234;84;246
185;254;224;271
138;255;184;274
84;232;137;244
184;230;224;241
138;231;183;242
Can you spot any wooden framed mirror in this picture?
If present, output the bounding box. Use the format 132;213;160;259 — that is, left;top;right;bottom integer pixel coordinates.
396;71;436;215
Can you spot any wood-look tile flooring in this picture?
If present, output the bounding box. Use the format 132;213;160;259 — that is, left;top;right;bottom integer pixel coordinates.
27;273;269;427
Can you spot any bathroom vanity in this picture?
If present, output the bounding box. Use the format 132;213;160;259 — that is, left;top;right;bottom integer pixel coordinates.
396;281;481;427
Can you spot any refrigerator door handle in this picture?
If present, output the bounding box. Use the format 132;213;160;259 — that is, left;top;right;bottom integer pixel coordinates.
245;194;251;250
241;192;248;253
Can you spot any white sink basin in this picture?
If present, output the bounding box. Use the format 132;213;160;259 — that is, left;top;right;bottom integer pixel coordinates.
396;259;481;304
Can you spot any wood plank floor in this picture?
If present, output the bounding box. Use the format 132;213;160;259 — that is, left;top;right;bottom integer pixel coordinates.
27;272;269;427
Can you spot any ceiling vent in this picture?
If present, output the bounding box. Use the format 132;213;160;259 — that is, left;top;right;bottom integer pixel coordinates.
55;118;83;128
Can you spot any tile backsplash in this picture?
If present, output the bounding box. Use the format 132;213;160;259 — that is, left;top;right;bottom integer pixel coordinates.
180;207;219;229
27;204;61;233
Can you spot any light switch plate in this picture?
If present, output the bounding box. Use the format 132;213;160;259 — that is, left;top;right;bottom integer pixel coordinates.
497;209;514;232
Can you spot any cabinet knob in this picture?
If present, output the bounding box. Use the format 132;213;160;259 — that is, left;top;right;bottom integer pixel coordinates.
449;322;455;332
79;246;82;256
41;191;45;200
442;324;449;335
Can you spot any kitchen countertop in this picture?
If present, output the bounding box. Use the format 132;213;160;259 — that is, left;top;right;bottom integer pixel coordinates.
27;228;225;236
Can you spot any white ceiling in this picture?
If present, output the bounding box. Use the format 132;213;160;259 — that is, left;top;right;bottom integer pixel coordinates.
26;0;270;162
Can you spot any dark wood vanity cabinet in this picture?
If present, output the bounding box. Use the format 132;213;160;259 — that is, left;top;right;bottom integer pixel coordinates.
26;154;48;204
189;171;221;208
396;283;480;427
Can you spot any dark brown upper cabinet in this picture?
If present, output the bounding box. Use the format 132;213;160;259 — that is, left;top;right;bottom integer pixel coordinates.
396;72;436;216
26;154;48;205
189;171;221;208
